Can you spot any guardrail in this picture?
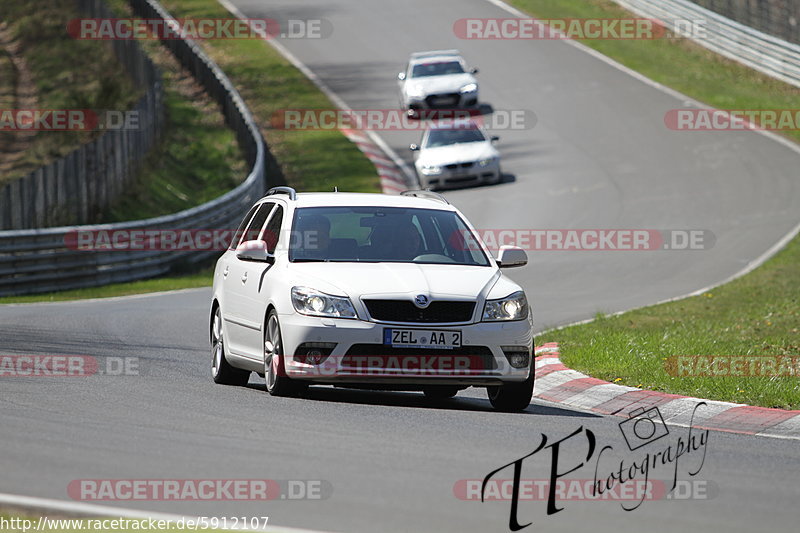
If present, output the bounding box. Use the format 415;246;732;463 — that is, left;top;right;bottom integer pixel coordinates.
0;0;164;230
615;0;800;88
0;0;267;297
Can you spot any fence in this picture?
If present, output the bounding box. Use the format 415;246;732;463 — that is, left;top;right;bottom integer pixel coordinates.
615;0;800;88
0;0;268;296
0;0;164;230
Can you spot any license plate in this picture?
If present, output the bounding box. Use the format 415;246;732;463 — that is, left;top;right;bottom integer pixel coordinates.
383;328;462;349
431;96;457;106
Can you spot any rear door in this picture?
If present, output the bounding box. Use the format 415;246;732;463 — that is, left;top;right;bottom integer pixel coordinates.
236;204;285;357
225;201;275;358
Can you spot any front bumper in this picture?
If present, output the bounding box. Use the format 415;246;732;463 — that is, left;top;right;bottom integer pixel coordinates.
419;159;501;189
277;311;532;385
406;90;479;112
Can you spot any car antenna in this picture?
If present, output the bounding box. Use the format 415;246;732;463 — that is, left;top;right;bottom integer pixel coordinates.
334;186;338;192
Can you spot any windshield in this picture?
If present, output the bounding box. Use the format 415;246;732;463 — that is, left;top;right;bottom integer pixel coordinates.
424;127;486;148
410;60;464;78
289;206;489;265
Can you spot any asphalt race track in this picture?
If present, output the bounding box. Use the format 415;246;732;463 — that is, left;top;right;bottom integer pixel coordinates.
2;0;799;532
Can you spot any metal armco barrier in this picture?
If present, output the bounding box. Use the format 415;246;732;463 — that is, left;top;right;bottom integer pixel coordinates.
0;0;267;296
615;0;800;88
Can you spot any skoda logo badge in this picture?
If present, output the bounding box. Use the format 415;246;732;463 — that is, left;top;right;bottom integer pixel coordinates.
414;294;430;308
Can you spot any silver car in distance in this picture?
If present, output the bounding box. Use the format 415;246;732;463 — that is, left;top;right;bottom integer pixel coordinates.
411;121;502;189
398;50;479;118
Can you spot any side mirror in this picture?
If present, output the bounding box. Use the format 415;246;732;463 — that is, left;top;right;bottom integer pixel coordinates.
236;240;274;263
496;246;527;268
409;143;419;151
490;135;499;142
470;67;479;74
398;72;406;81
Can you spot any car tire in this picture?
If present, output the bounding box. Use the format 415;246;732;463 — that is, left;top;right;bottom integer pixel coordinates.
423;386;460;399
264;309;308;397
487;372;534;412
211;306;251;386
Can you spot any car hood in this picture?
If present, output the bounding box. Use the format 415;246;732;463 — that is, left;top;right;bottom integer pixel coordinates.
289;262;501;301
416;142;498;167
409;73;476;95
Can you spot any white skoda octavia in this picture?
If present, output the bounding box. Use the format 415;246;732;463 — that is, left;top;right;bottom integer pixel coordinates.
210;187;534;411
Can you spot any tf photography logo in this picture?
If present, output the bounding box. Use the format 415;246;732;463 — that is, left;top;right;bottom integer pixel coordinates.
478;403;710;530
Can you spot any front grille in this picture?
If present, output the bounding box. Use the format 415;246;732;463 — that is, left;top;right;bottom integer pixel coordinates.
445;175;479;184
445;162;475;170
425;93;460;108
364;299;475;323
344;344;496;370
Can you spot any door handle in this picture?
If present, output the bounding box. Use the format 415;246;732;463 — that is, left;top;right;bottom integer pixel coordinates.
223;265;229;278
241;271;248;284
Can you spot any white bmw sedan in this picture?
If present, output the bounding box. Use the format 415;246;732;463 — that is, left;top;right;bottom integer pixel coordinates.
411;121;502;189
210;187;534;411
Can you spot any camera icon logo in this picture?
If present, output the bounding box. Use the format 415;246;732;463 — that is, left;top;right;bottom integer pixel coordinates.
618;406;670;450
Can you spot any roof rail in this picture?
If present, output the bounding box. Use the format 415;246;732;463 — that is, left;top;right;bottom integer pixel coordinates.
410;49;460;59
401;189;450;204
265;186;297;200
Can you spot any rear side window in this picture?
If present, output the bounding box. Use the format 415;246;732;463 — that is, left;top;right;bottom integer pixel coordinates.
262;205;284;253
228;204;259;250
241;202;274;243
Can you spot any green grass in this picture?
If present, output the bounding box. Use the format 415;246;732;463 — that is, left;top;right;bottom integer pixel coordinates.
0;0;246;222
159;0;380;193
0;0;139;185
510;0;800;143
99;0;246;222
0;268;212;304
539;234;800;410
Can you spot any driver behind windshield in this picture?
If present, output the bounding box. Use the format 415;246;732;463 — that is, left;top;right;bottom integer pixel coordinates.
367;220;422;261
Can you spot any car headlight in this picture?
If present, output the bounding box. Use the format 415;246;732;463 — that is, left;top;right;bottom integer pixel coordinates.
420;163;443;175
482;291;528;321
291;286;356;319
478;157;496;167
406;84;426;98
460;83;478;93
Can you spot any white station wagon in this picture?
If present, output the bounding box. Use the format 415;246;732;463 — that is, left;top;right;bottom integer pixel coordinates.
210;187;534;411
